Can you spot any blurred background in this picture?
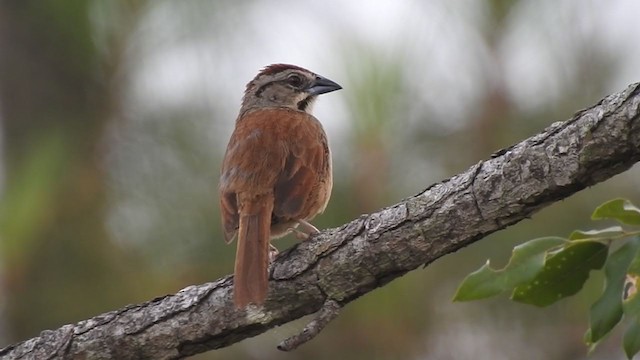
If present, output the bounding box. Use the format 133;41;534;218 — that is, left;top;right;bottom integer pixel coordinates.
1;0;639;359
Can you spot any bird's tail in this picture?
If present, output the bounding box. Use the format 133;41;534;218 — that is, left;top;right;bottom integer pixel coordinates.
233;193;273;308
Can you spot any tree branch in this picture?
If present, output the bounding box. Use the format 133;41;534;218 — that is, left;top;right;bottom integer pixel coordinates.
2;83;640;359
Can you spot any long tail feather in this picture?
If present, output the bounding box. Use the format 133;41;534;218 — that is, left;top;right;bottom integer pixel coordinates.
234;193;273;308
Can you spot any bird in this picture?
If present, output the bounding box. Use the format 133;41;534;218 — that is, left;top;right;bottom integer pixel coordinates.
219;64;342;308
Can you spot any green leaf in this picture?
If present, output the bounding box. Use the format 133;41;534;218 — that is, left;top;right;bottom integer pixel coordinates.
624;320;640;359
453;237;567;302
587;238;640;345
569;226;625;240
592;198;640;226
623;274;640;317
512;241;608;307
623;241;640;317
583;329;598;354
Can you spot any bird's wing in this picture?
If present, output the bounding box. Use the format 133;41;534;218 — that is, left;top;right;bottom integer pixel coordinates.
272;111;330;220
219;110;286;242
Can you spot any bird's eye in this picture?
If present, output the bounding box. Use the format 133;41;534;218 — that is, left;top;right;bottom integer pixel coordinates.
287;74;304;88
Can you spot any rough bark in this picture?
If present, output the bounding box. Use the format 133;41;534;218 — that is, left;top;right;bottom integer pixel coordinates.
2;83;640;359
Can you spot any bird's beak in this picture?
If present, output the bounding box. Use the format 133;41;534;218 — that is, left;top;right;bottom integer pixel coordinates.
307;75;342;95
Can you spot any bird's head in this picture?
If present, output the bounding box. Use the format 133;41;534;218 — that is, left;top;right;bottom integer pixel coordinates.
241;64;342;115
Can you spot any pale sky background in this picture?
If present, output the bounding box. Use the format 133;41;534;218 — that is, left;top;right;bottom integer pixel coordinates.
126;0;640;132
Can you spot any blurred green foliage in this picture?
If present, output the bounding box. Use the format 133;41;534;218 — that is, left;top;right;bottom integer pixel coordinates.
1;1;639;359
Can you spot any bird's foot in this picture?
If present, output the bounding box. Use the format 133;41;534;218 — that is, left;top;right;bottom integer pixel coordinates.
269;244;279;263
288;220;320;240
